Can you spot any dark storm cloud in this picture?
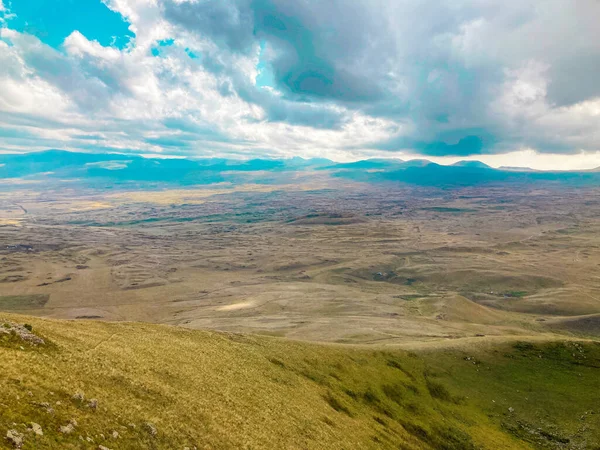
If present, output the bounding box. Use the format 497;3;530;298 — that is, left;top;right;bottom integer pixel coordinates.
160;0;600;156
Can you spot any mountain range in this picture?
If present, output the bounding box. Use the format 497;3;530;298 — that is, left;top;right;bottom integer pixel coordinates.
1;150;599;187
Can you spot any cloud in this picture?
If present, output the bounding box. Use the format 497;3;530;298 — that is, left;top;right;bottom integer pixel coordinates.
0;0;599;166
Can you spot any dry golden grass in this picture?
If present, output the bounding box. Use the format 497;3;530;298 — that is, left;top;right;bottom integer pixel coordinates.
106;182;334;205
0;219;22;227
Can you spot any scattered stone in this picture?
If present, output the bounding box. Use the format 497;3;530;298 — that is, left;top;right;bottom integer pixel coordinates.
144;422;158;437
111;431;119;439
128;423;136;429
60;419;78;434
98;446;112;450
28;423;43;436
6;429;24;448
33;401;54;414
86;436;94;443
0;321;45;345
60;424;75;434
88;398;98;410
72;392;85;402
508;407;515;413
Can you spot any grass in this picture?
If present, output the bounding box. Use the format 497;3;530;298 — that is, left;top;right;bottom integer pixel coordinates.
0;295;49;311
503;291;528;298
420;207;477;213
420;340;600;449
396;295;425;301
1;314;599;449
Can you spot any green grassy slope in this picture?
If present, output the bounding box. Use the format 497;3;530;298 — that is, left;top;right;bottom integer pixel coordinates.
1;314;599;449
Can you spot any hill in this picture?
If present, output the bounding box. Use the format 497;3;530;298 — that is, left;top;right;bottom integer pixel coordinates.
2;314;600;449
2;150;600;188
451;160;492;169
323;159;404;170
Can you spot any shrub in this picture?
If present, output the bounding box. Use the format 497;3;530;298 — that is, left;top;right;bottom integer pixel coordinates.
426;379;452;402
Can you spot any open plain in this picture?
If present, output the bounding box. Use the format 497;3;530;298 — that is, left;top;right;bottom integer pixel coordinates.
2;177;600;347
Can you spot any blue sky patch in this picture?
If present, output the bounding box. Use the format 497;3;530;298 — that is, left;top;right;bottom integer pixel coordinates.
255;41;275;88
6;0;133;49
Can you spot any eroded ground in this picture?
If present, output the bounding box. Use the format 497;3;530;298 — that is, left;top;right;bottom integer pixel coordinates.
1;179;599;345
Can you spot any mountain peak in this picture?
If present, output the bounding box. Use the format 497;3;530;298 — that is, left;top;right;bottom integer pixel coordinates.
451;160;492;169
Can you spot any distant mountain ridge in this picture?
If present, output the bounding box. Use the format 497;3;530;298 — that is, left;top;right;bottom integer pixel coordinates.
451;160;492;169
1;150;599;188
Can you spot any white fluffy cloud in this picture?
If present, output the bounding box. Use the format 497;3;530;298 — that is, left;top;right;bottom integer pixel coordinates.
0;0;599;169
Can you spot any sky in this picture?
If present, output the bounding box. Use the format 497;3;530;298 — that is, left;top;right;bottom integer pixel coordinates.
0;0;599;169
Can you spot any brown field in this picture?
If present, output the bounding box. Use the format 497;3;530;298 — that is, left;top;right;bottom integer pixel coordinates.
1;179;599;347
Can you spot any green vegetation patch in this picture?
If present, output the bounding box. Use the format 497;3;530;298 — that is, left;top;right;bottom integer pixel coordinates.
421;207;477;213
0;294;49;311
420;340;600;449
395;294;426;301
502;291;528;298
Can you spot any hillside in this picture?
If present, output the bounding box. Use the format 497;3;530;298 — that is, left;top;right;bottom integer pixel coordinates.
2;314;600;449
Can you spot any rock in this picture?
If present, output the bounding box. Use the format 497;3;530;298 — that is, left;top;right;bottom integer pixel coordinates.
508;407;515;413
128;423;136;429
72;392;85;402
60;424;75;434
144;422;158;437
59;420;77;434
0;321;45;345
88;398;98;410
6;429;24;448
98;446;112;450
29;423;43;436
33;402;54;414
111;430;119;439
